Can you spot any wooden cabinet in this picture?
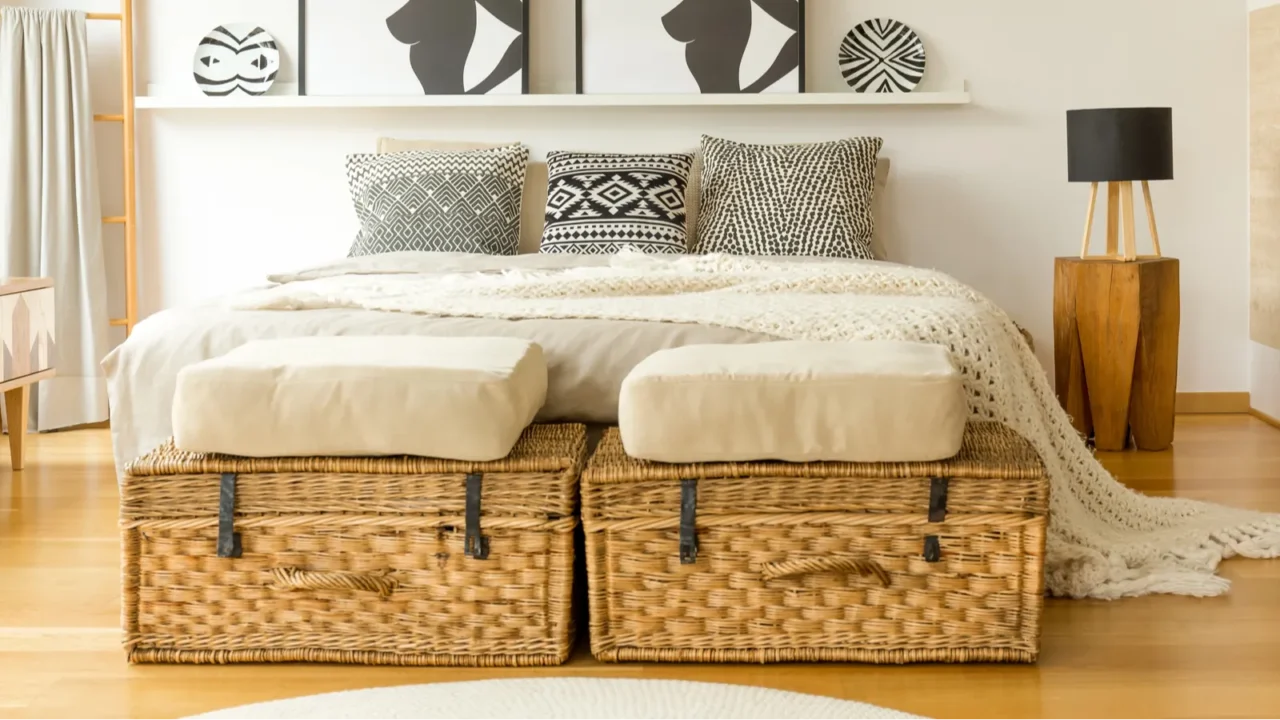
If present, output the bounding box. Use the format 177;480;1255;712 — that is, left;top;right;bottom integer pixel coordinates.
1053;258;1180;452
1;278;56;470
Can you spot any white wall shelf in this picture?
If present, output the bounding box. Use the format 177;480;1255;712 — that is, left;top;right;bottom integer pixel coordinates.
133;91;972;110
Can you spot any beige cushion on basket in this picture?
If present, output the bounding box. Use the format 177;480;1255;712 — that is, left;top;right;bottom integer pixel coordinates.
618;340;967;464
376;137;892;258
172;336;547;461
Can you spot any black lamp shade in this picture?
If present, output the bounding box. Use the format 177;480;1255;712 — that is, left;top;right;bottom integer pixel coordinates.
1067;107;1174;183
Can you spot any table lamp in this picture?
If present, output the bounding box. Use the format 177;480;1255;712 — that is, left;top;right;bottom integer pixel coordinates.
1067;107;1174;262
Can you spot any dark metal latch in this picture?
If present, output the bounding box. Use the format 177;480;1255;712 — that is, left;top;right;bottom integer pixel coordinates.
217;472;242;558
925;477;949;563
465;473;490;560
680;479;699;565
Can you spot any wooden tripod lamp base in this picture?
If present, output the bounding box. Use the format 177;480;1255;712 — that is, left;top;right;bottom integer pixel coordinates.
1080;180;1163;262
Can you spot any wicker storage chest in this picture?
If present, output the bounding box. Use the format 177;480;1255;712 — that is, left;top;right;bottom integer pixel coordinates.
582;422;1047;664
122;424;587;666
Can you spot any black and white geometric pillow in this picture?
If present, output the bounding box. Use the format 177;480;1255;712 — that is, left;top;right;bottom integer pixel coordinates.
346;144;530;257
539;151;695;255
693;135;884;260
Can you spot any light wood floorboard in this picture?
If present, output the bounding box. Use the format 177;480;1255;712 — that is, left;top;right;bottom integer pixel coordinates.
1;416;1279;719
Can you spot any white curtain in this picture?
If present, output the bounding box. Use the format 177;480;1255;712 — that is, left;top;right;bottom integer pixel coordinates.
0;7;111;431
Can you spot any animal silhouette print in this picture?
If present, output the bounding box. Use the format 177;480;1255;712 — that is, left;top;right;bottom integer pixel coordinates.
386;0;524;95
661;0;800;93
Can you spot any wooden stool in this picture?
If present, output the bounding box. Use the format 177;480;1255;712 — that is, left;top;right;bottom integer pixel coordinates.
1053;257;1180;451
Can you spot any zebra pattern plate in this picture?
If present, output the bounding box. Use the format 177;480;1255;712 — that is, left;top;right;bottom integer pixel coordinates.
193;24;280;97
838;19;926;93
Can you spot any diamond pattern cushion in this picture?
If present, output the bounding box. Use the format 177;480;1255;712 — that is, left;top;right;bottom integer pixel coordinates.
346;144;530;257
539;152;694;255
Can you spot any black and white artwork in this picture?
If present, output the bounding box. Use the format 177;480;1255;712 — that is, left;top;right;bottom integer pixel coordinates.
838;18;926;93
302;0;527;96
192;24;280;97
577;0;804;94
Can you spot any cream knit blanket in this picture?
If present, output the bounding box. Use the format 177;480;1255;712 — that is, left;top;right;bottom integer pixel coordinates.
234;251;1280;599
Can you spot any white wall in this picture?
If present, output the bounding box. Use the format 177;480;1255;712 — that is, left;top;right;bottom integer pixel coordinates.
14;0;1255;393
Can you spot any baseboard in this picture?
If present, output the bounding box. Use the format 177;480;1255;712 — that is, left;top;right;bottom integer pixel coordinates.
54;420;109;431
1250;407;1280;430
1174;392;1252;414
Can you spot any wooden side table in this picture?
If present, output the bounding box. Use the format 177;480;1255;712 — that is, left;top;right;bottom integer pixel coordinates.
1;278;56;470
1054;258;1180;451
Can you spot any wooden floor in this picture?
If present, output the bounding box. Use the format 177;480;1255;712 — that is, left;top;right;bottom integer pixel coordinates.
2;416;1279;719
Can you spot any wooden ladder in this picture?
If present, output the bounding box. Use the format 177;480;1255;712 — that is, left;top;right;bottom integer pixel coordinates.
87;0;137;336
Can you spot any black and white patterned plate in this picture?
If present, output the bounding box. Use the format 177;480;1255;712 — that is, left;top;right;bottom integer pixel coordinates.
838;18;926;93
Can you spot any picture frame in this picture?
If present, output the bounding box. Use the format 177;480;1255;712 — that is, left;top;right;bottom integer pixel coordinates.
298;0;529;97
575;0;806;95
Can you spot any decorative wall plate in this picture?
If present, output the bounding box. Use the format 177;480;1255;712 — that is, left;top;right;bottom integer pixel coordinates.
838;18;925;93
193;24;280;97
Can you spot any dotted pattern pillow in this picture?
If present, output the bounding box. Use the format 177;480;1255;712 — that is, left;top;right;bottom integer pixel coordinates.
693;135;884;259
540;151;695;255
347;144;530;257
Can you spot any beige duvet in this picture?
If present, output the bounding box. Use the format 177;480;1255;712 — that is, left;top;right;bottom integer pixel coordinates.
104;252;785;469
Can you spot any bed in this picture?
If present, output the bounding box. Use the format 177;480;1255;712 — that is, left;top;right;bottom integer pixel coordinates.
102;247;1280;603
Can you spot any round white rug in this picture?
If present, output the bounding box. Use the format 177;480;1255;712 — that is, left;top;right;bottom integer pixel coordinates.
193;678;921;719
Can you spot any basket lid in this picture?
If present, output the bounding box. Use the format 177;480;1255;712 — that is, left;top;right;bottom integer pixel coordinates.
126;423;587;477
583;422;1044;485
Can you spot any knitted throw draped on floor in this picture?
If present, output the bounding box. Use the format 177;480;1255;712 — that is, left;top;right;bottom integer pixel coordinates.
234;251;1280;599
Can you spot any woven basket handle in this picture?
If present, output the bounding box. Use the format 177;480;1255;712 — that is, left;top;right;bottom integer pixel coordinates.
759;557;891;587
269;567;399;598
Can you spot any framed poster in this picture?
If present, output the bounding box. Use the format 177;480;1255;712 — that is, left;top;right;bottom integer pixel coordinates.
576;0;805;94
299;0;528;96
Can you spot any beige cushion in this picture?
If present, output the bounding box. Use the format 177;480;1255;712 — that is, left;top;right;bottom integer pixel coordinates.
376;137;891;258
172;336;547;461
618;340;966;464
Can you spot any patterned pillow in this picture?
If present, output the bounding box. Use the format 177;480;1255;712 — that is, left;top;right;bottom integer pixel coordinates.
693;135;884;259
346;144;529;257
539;151;695;254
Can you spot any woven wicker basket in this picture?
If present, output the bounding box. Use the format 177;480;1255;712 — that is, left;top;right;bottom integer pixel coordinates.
122;423;587;666
582;422;1047;664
